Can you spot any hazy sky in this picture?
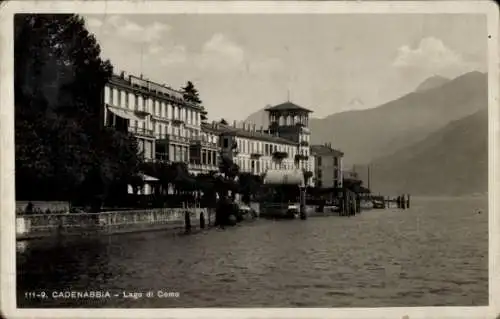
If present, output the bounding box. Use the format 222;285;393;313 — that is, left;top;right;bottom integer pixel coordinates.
83;14;487;121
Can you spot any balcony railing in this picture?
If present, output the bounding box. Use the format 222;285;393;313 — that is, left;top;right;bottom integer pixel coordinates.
190;138;218;149
294;154;309;162
129;126;154;137
299;141;309;147
155;152;169;163
188;163;219;172
272;151;288;160
134;109;150;117
250;152;263;159
171;118;185;125
156;134;191;144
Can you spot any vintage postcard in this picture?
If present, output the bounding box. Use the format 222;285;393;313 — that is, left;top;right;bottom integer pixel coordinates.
1;0;498;318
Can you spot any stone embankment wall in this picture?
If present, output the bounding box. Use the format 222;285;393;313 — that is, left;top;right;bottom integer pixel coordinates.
16;208;215;241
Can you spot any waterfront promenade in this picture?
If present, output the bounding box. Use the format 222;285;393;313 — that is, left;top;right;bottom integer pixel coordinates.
17;196;488;308
16;207;216;240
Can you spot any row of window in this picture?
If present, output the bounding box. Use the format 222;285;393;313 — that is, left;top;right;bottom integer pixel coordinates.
316;169;342;187
137;139;155;160
121;118;210;143
105;85;201;126
108;108;218;144
129;121;197;140
316;156;340;167
190;150;218;166
235;158;311;174
269;115;310;127
157;145;219;165
137;133;313;171
222;137;309;157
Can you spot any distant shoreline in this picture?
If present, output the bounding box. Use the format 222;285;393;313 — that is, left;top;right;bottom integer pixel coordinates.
407;194;487;201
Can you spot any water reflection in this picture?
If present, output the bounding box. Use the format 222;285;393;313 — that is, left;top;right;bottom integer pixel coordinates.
17;198;488;308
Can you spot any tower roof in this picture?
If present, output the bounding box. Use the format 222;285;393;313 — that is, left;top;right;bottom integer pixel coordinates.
265;101;312;113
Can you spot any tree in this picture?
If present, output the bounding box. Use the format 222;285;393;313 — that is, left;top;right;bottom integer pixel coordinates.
181;80;207;121
220;118;228;125
181;81;202;104
219;153;239;181
238;173;262;203
303;170;313;185
15;14;142;207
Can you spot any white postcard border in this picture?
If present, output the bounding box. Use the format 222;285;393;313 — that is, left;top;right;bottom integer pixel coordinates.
1;1;498;318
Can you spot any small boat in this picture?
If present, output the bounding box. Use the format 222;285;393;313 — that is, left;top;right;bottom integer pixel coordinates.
360;200;374;210
235;202;258;220
286;204;300;219
372;199;385;209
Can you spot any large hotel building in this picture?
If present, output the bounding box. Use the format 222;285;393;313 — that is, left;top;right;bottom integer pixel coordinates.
103;72;318;187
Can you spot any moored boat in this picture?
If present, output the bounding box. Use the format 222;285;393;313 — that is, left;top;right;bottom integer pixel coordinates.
371;196;386;209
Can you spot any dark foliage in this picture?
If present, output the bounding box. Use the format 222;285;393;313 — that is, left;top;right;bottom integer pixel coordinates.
15;14;142;206
238;173;262;203
218;153;240;181
303;170;313;184
181;80;207;121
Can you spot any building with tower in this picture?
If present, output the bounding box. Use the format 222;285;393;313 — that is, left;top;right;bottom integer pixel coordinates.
215;101;316;186
103;71;318;187
266;101;313;173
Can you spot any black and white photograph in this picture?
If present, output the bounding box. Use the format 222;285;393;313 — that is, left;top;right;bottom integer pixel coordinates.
1;1;499;318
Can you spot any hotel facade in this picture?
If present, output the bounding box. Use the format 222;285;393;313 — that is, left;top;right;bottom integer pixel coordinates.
103;72;316;186
103;73;218;174
217;102;316;186
311;143;344;189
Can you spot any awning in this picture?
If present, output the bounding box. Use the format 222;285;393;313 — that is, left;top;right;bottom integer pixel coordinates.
140;173;159;182
107;104;144;121
263;169;304;186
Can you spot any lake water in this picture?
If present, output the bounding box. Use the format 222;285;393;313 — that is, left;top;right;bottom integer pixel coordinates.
17;197;488;307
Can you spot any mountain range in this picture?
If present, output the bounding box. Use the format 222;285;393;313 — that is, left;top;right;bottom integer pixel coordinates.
243;71;488;196
414;75;450;92
356;107;488;196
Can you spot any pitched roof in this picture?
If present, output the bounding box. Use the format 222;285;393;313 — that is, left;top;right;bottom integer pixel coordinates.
265;101;313;113
209;123;298;145
311;144;344;157
108;74;202;109
200;122;220;134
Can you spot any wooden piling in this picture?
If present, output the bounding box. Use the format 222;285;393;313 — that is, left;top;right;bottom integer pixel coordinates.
300;207;307;220
200;212;206;229
184;211;192;233
349;192;355;216
356;195;361;214
342;191;347;216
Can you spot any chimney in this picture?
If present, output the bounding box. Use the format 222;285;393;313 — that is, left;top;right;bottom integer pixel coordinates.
233;120;236;128
260;125;263;132
140;73;143;79
242;123;246;130
253;124;256;131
